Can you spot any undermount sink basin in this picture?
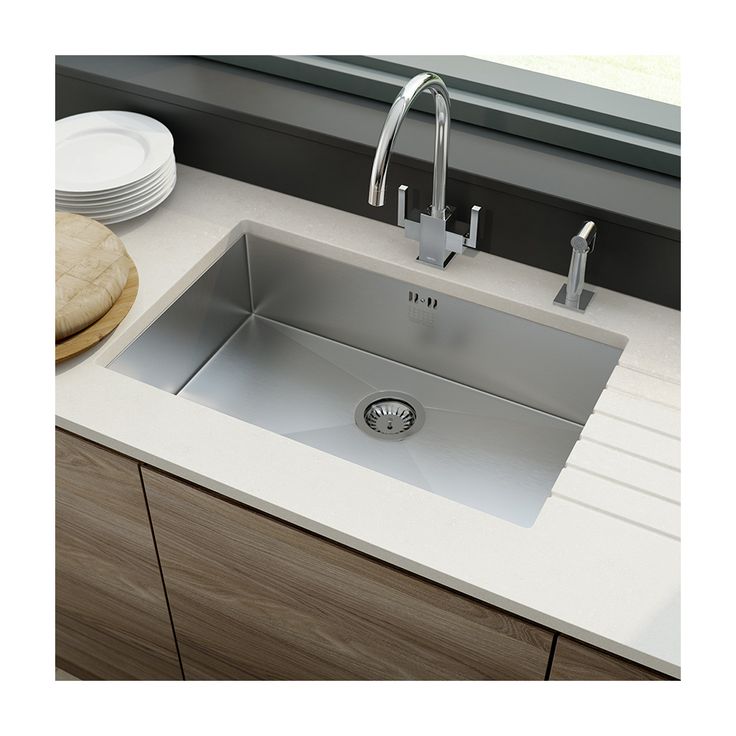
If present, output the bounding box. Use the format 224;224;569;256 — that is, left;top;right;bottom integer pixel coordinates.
109;234;622;526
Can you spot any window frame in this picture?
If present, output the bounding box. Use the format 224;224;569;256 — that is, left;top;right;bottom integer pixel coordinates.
203;55;680;177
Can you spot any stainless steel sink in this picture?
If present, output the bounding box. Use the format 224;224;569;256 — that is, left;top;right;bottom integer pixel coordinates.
109;235;622;526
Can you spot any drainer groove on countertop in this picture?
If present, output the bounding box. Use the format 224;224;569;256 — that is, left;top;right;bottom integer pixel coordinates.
355;391;425;440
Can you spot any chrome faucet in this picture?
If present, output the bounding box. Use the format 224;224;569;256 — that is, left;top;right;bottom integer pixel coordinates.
368;72;481;269
554;221;597;312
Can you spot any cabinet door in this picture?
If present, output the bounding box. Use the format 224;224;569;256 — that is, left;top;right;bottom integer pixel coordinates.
56;431;182;680
142;467;553;680
549;636;672;680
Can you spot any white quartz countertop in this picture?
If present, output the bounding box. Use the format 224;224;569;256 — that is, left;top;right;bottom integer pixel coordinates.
56;165;681;677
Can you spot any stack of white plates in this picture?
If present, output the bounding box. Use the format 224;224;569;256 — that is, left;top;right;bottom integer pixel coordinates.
55;111;176;225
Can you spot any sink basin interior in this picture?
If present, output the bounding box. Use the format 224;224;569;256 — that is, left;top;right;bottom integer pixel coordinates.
109;235;622;527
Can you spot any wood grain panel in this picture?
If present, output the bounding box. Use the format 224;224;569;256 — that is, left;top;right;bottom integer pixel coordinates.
142;467;553;680
549;636;672;680
56;430;182;680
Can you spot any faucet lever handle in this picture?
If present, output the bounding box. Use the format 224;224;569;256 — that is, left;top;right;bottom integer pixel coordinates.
398;184;408;228
466;205;481;249
444;204;482;255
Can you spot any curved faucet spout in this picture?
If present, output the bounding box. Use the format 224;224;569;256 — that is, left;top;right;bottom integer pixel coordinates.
366;72;478;270
368;72;451;217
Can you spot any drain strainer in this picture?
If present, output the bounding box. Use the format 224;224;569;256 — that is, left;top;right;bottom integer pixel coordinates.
355;391;425;440
365;399;415;435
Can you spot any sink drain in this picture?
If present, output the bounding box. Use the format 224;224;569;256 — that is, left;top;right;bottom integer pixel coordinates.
355;391;425;440
365;399;416;435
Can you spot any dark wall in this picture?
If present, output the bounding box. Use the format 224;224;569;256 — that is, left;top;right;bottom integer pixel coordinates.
56;60;680;309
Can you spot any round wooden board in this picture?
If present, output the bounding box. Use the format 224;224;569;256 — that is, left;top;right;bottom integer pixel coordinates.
55;261;139;364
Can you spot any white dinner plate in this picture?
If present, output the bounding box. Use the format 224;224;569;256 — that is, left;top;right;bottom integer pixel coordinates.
56;154;175;201
55;111;174;193
97;174;177;224
56;168;176;216
57;172;177;225
56;157;176;206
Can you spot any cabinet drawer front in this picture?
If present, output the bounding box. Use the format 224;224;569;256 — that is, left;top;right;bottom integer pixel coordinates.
56;431;181;680
549;636;671;680
142;467;553;680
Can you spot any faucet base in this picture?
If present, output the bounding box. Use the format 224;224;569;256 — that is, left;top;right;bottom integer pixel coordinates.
553;284;595;312
398;185;482;269
418;251;455;269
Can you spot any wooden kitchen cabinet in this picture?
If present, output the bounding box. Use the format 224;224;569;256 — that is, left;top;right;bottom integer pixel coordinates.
548;636;672;680
55;429;673;681
142;466;554;680
55;430;182;680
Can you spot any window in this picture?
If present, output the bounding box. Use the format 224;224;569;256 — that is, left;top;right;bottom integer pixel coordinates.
204;55;680;177
475;55;680;105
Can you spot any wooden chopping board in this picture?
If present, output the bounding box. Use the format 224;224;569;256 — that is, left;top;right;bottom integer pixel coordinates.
55;213;139;363
56;212;131;340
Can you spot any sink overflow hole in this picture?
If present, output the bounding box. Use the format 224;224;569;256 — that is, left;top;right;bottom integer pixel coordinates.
409;290;438;309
